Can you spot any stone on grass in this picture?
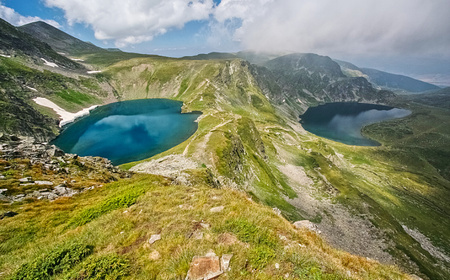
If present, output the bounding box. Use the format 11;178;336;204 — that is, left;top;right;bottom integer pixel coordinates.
293;220;320;233
148;234;161;244
272;207;282;216
191;231;204;240
209;206;224;213
19;177;31;182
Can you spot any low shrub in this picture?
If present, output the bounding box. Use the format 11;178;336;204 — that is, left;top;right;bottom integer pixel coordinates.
11;243;93;280
64;254;129;280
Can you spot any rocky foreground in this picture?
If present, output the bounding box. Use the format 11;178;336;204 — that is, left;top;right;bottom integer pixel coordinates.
0;134;129;204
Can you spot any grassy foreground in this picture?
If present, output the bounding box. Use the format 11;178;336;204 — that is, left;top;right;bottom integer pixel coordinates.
0;173;410;280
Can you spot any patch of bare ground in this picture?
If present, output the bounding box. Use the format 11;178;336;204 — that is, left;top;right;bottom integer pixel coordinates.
279;162;397;265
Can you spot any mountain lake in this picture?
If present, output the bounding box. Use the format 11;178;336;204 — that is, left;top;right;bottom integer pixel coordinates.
300;102;411;146
52;99;201;165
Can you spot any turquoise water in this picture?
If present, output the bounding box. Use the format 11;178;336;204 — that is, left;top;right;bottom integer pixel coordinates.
52;99;201;165
300;102;411;146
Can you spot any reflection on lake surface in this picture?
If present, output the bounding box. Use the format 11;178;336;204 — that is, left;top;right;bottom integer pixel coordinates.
300;102;411;146
52;99;201;165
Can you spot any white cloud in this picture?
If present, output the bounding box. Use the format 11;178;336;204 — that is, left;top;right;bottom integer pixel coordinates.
214;0;450;58
0;4;61;28
44;0;214;47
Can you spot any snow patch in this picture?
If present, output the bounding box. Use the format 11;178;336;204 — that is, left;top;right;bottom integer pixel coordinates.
32;97;98;127
26;86;38;92
0;54;11;58
87;70;102;74
71;58;84;61
41;58;58;68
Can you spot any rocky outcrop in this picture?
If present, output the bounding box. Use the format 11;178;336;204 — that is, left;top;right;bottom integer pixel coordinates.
0;135;129;202
185;251;233;280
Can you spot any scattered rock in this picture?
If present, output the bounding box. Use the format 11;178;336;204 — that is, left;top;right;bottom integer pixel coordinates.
210;206;224;213
275;263;280;269
19;177;31;182
220;254;233;272
191;231;204;240
186;252;222;280
0;175;5;179
293;220;320;233
410;275;423;280
0;211;18;219
0;189;7;194
149;250;161;260
148;234;161;244
200;222;210;229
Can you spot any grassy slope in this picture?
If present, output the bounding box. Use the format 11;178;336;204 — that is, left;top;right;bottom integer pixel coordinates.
99;56;449;279
0;173;409;280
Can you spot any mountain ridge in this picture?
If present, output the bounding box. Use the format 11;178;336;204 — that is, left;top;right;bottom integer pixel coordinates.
19;21;106;56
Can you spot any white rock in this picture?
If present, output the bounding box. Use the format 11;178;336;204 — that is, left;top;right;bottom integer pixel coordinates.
275;263;280;269
148;234;161;244
210;206;224;213
220;254;233;271
34;181;54;186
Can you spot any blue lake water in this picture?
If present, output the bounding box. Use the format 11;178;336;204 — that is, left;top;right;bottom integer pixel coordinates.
52;99;201;165
300;102;411;146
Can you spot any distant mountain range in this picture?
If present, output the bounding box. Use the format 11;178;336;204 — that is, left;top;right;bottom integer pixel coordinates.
335;59;440;93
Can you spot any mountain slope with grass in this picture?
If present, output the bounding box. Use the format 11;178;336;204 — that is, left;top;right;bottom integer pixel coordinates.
0;19;83;71
0;19;449;280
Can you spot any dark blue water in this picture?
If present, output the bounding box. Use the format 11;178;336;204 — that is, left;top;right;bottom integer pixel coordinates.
300;102;411;146
52;99;201;165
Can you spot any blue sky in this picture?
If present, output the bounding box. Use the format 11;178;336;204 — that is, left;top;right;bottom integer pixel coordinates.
1;0;450;85
1;0;230;57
